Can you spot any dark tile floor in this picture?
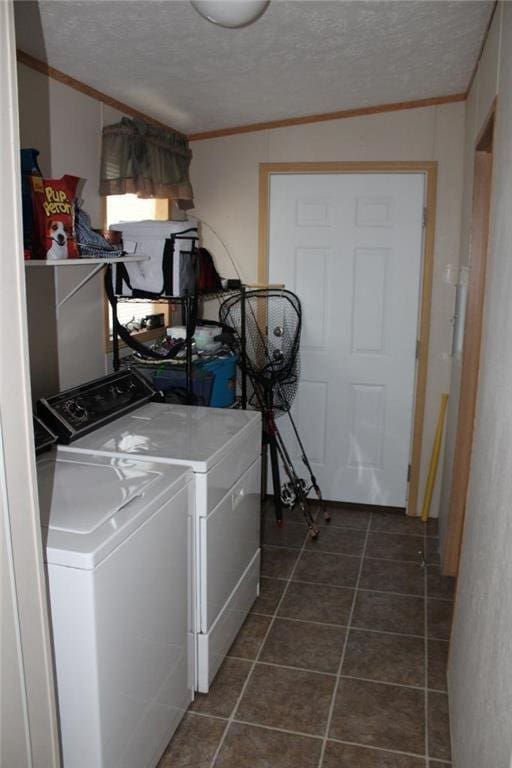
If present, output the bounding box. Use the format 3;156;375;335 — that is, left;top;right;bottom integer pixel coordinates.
158;505;455;768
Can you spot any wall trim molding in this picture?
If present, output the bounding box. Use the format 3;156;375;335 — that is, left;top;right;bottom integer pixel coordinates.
188;94;466;142
466;0;499;95
16;49;185;136
258;161;438;517
16;49;467;144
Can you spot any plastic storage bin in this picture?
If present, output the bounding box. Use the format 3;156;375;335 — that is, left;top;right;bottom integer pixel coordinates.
199;355;238;408
133;353;238;408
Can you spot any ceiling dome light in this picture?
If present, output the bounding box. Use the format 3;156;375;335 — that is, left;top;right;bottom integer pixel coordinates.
190;0;270;28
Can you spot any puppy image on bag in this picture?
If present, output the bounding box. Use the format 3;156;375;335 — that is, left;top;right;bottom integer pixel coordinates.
30;174;80;260
46;219;72;260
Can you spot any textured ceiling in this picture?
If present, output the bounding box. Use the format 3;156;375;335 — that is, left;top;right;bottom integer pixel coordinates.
14;0;493;134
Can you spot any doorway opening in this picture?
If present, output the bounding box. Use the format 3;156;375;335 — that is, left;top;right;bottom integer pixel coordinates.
442;102;496;576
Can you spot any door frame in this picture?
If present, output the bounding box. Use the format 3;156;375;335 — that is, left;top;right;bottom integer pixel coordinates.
258;161;438;516
1;2;61;764
442;101;496;575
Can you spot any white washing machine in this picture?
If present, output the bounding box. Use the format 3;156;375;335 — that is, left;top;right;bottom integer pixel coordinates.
38;372;262;692
38;449;194;768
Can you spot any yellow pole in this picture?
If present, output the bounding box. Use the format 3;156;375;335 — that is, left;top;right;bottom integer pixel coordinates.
420;393;449;523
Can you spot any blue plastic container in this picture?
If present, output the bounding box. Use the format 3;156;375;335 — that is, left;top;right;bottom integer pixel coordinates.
197;354;238;407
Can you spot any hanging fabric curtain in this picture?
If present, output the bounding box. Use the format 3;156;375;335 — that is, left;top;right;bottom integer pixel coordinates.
99;117;194;209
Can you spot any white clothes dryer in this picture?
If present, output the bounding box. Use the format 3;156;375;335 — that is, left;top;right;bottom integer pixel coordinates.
38;372;262;692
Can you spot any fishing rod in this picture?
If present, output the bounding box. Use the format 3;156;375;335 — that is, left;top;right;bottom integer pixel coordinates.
237;289;330;524
219;289;329;535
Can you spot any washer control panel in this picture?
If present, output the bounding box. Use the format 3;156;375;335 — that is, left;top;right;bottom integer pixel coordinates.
37;370;155;443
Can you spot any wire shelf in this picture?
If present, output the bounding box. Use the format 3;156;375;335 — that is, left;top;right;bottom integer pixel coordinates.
115;288;241;304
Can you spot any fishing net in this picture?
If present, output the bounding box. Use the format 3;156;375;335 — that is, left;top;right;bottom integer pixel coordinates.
219;289;302;413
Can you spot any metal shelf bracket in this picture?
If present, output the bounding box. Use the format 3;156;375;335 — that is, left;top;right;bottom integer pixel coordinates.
57;263;105;310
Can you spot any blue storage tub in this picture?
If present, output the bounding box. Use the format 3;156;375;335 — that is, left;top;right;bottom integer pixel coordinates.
147;353;237;407
197;354;238;407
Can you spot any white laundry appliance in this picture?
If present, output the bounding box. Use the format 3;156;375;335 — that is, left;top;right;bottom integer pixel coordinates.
38;370;262;692
37;446;194;768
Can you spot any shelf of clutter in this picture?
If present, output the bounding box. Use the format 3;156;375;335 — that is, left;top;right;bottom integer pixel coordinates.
111;289;239;406
111;282;285;407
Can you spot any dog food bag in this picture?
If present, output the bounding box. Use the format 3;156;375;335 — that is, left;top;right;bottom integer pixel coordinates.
31;175;80;260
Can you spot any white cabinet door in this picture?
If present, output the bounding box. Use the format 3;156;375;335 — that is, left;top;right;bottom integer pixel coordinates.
268;173;424;507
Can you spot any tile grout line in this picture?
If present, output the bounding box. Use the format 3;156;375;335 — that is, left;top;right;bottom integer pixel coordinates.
227;720;429;758
266;517;440;538
190;704;452;762
187;710;228;722
208;513;318;767
265;542;440;566
327;735;447;762
265;521;440;542
254;579;454;603
265;543;362;559
226;654;448;694
316;510;373;768
231;718;324;742
234;620;439;640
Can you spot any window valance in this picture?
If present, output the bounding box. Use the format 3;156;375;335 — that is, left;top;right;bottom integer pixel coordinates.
99;118;194;209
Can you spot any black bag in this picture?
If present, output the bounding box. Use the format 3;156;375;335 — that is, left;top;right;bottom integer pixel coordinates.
20;148;42;254
197;247;223;294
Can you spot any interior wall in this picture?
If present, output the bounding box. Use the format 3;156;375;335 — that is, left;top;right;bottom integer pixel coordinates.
438;0;501;551
17;64;125;400
448;4;512;767
17;63;59;402
191;102;466;517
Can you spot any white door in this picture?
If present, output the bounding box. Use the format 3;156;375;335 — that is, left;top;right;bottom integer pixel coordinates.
268;173;424;507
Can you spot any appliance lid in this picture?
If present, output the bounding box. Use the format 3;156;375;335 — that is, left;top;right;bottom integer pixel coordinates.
38;458;155;534
38;451;192;569
62;403;261;472
33;415;57;453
